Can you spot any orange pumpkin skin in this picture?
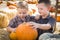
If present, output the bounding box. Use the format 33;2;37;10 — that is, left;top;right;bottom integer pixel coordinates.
26;0;38;4
16;23;38;40
57;16;60;22
9;32;17;40
49;7;56;12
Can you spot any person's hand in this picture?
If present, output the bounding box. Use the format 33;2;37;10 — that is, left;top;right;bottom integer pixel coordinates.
27;22;36;26
31;24;39;29
27;22;39;29
11;28;16;32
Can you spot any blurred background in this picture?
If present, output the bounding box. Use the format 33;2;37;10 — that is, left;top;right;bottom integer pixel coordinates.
0;0;60;40
0;0;60;34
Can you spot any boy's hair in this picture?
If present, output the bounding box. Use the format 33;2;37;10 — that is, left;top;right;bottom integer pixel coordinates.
38;0;51;5
17;2;28;10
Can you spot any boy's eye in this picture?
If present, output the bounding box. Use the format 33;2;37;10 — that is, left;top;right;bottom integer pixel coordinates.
20;12;26;14
38;8;43;10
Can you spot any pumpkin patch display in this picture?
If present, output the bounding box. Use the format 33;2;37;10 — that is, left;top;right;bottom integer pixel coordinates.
16;23;38;40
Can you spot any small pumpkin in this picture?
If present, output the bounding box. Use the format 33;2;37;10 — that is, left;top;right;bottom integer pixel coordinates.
8;5;17;9
0;1;2;4
28;9;36;16
57;16;60;22
16;23;38;40
9;32;17;40
57;9;60;13
49;6;56;12
28;11;33;16
0;13;9;28
26;0;38;4
32;9;36;13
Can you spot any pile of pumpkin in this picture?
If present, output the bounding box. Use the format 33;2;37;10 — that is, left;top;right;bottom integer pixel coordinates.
10;23;38;40
0;12;10;40
0;1;17;21
0;10;17;40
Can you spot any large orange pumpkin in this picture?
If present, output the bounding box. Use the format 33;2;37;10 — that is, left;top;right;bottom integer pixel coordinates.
16;23;38;40
57;16;60;22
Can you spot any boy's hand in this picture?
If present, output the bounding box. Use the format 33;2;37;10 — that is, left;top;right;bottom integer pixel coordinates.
10;28;16;33
27;22;39;29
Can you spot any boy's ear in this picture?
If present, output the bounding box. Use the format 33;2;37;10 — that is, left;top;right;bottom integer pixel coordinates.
36;4;38;6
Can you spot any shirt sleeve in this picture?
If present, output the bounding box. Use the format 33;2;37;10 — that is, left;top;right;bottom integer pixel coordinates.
48;17;56;28
30;16;35;21
8;18;16;28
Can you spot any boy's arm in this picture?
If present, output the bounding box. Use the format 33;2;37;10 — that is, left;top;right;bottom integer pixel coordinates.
38;18;55;30
28;18;56;30
7;27;16;32
7;18;16;32
28;22;51;30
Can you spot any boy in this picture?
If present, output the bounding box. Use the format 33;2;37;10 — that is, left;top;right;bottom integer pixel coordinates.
28;0;56;40
7;2;33;32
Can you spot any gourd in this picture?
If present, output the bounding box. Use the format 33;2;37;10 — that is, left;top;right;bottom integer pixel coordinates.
9;32;17;40
0;13;9;28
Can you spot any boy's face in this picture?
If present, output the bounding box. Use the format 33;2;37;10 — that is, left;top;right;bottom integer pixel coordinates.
37;3;49;16
17;8;28;18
